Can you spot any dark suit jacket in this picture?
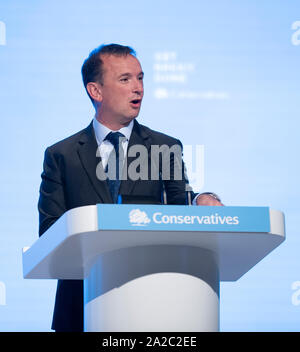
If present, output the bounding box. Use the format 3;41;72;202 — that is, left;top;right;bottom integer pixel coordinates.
38;119;194;331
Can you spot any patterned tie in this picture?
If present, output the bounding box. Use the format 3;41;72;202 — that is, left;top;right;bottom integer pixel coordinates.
104;131;126;203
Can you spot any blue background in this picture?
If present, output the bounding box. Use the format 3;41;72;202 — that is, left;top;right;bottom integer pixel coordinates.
0;0;299;331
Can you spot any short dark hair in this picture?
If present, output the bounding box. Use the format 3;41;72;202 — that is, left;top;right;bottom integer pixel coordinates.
81;43;136;102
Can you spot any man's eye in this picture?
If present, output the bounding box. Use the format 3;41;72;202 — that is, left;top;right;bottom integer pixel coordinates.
120;77;129;82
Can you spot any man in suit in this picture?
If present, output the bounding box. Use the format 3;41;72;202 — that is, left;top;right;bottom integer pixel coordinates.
38;44;222;331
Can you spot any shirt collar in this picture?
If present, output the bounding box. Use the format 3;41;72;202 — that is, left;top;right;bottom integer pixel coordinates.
93;116;134;145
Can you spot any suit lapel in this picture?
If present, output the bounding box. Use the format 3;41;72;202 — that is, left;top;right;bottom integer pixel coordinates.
77;122;113;203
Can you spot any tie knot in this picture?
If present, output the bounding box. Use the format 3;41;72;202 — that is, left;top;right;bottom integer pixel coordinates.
105;132;125;149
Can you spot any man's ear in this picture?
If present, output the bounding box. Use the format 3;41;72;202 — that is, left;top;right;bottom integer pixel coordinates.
86;82;103;103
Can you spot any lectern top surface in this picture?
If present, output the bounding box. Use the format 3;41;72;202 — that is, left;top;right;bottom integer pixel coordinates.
23;204;285;281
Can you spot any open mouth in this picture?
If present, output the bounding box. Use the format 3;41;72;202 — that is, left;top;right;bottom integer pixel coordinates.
130;99;141;106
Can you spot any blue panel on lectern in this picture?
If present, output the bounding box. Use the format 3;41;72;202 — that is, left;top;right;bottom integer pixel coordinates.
97;204;270;233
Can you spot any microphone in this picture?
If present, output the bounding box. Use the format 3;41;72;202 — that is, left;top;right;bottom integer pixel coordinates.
186;190;192;205
159;172;167;205
185;183;193;206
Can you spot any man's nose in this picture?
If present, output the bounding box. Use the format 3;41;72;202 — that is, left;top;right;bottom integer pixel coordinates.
132;79;143;95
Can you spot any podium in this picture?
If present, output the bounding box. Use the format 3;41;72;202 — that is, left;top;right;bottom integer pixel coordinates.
23;204;285;331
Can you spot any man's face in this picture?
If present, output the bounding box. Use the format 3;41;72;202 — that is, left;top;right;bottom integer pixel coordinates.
98;54;144;126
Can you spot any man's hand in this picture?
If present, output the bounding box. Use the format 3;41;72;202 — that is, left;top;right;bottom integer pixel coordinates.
196;193;224;206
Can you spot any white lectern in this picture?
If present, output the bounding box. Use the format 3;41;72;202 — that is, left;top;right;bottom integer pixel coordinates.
23;204;285;331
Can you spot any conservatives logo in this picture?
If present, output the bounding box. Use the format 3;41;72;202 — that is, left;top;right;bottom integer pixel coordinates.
98;204;269;232
129;209;239;227
129;209;151;226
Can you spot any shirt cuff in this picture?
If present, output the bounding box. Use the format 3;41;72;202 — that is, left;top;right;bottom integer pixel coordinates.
192;193;200;205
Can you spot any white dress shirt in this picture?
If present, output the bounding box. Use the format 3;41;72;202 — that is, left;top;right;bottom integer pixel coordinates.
93;117;134;169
